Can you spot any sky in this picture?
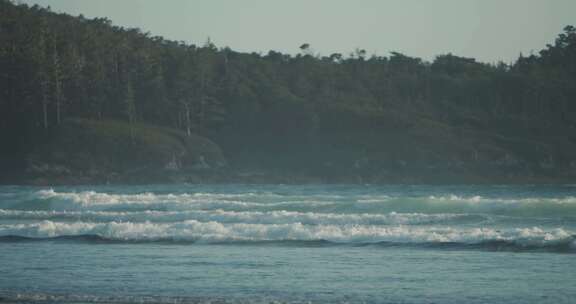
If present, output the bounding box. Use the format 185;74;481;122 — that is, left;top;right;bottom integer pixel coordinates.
20;0;576;64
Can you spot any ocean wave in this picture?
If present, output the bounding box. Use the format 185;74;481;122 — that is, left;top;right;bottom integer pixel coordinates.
0;209;486;226
2;189;574;218
354;195;576;217
4;189;340;213
0;220;573;251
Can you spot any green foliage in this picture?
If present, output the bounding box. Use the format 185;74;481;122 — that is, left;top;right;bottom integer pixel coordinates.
1;0;576;183
27;118;225;175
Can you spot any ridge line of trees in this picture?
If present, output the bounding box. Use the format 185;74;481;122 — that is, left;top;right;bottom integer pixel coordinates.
1;0;576;179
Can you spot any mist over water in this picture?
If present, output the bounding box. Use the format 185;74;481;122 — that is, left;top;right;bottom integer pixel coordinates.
1;184;576;303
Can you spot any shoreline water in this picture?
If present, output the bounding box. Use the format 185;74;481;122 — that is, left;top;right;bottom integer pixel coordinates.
2;184;575;304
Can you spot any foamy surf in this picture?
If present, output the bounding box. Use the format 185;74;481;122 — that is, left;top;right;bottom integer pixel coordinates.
0;220;574;251
0;186;575;253
1;189;575;217
2;185;576;304
0;209;488;226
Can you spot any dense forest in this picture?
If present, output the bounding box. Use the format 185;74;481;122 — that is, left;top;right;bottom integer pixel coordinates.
1;0;576;184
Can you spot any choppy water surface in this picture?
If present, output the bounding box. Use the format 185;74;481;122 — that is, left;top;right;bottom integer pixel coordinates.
0;184;575;304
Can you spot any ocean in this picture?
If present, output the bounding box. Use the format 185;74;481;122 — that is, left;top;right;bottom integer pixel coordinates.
0;184;575;304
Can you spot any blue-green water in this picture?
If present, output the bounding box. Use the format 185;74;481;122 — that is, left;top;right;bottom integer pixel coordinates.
0;184;575;304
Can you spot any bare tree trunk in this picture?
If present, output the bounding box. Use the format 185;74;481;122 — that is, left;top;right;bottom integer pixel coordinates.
124;78;136;144
53;45;63;125
41;79;49;130
199;68;206;129
177;110;182;130
55;78;62;124
223;49;229;77
199;96;206;128
184;102;192;136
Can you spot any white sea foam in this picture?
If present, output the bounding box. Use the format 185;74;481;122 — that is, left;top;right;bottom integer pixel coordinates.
0;220;573;247
0;209;483;226
28;189;338;212
355;194;576;216
2;189;573;218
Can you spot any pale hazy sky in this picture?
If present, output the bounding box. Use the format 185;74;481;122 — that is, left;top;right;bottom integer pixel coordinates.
21;0;576;63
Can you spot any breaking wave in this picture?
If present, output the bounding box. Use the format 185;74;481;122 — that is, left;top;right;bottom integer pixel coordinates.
1;188;575;252
1;189;576;217
0;220;574;252
0;209;487;226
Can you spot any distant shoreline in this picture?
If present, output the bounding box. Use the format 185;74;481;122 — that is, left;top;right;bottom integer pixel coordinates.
3;170;573;187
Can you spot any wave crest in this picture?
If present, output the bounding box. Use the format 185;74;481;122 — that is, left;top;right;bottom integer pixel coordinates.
4;189;570;218
1;220;573;249
0;209;487;226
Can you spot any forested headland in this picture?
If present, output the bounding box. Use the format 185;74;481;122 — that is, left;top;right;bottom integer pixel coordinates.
1;0;576;184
